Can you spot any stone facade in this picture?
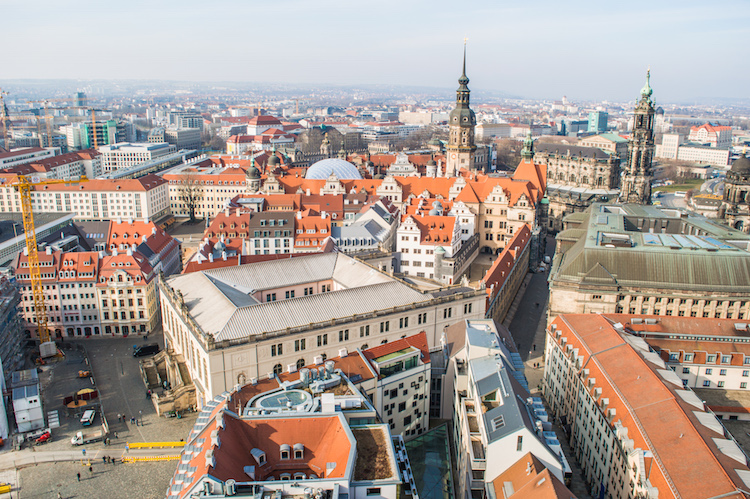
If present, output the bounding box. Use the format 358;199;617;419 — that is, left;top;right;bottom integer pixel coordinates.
620;71;655;205
721;153;750;232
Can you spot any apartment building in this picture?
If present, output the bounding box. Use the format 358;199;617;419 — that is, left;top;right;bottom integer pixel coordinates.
626;315;750;393
159;252;486;407
481;224;531;324
14;220;178;338
452;319;572;499
543;314;750;498
165;361;414;499
688;123;732;149
97;249;159;337
98;142;177;173
15;248;101;338
0;173;169;222
6;150;101;180
0;147;56;169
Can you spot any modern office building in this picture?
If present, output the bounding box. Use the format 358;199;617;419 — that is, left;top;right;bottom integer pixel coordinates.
98;142;177;173
587;111;608;133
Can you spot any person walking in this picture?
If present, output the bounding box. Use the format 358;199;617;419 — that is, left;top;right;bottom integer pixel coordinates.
102;456;107;464
57;493;62;499
76;472;81;482
89;465;93;475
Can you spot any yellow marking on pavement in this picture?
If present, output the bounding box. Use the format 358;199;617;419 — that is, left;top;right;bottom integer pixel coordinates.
126;442;185;449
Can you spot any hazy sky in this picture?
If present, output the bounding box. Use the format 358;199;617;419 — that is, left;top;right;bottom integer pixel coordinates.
5;0;749;102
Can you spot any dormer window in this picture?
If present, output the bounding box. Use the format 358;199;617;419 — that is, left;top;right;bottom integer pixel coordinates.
251;448;266;466
293;443;304;459
280;444;290;460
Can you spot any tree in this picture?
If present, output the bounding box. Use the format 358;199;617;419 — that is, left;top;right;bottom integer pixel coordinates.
179;172;203;223
494;138;522;170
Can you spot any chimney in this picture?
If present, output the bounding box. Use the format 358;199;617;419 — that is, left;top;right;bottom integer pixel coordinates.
225;208;229;216
296;211;302;220
112;249;118;257
209;253;214;262
236;207;241;216
152;227;157;235
321;211;327;219
142;235;148;243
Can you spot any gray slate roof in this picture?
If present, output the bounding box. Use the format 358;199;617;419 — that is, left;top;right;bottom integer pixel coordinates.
167;252;432;342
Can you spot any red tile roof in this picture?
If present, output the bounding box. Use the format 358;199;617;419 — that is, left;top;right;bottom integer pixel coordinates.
551;314;750;498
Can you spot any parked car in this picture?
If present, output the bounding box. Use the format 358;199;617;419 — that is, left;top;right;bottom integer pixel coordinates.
133;343;160;357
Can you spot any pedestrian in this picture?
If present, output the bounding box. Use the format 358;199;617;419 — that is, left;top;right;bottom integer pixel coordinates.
57;492;62;499
76;472;81;482
82;448;86;457
102;456;106;464
117;414;121;422
89;465;93;474
114;432;118;439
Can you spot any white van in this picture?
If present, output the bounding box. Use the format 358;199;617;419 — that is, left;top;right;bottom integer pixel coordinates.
80;410;96;426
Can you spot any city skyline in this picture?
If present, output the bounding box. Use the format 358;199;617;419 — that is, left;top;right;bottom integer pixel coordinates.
5;0;749;102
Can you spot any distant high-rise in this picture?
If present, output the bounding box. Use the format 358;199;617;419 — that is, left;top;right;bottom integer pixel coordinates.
445;43;476;177
587;111;608;133
74;92;87;108
620;70;655;205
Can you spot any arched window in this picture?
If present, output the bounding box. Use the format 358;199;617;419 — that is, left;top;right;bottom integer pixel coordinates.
361;344;368;350
273;364;283;375
296;358;305;370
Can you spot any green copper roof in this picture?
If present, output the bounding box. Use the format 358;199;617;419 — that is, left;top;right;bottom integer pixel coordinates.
598;133;628;143
640;69;653;98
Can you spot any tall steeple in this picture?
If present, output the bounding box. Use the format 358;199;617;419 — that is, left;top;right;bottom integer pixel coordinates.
521;128;534;161
620;69;656;205
445;40;477;177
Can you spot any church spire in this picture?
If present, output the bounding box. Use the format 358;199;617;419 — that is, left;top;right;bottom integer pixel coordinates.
521;128;534;161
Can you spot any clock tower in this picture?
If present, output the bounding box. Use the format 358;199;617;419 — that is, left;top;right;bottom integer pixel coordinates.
445;43;476;177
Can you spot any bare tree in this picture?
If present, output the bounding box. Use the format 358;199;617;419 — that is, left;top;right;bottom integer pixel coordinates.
179;172;203;223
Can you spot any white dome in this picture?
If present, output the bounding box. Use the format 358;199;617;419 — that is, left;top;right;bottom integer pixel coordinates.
306;158;363;180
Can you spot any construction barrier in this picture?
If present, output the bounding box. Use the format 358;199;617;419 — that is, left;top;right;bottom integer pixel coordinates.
122;455;180;463
0;484;10;493
126;442;185;449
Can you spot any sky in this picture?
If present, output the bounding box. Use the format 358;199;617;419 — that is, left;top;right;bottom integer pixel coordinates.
4;0;749;102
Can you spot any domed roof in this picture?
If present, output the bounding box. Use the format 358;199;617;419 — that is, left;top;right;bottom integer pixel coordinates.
731;153;750;174
246;165;261;179
306;158;363;180
268;154;280;166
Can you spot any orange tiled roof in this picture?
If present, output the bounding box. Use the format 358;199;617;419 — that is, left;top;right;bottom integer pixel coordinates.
482;224;532;303
551;314;750;498
491;452;576;499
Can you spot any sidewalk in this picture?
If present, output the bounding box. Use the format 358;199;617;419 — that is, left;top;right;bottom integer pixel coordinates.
0;447;181;471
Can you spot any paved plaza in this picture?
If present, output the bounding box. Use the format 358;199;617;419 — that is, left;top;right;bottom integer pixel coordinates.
1;332;197;497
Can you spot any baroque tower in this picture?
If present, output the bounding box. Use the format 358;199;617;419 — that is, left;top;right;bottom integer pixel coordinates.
445;43;476;177
620;70;655;204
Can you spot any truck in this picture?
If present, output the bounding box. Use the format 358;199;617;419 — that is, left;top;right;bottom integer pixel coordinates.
71;425;106;445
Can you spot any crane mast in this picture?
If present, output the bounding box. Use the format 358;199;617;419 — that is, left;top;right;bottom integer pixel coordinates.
13;175;88;357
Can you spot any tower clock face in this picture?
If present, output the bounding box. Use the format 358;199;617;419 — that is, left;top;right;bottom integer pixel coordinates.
451;153;457;159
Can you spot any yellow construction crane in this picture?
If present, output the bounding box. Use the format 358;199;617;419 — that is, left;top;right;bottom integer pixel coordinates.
12;175;88;357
